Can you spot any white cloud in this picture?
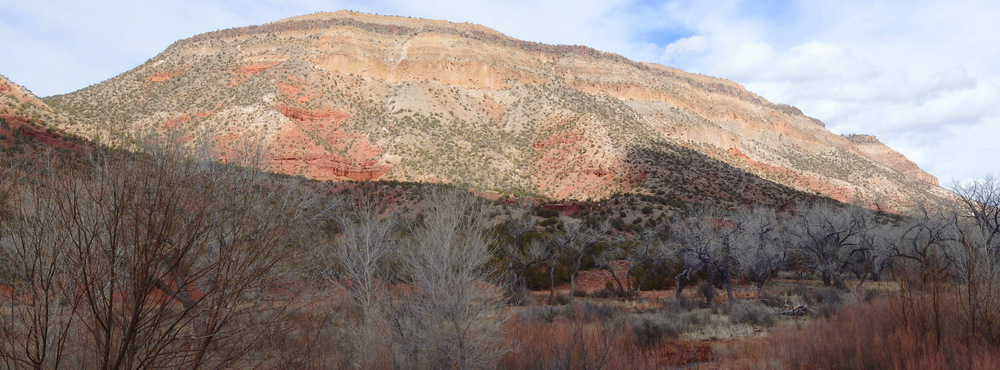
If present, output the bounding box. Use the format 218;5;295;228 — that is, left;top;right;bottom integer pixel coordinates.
662;35;707;62
652;0;1000;184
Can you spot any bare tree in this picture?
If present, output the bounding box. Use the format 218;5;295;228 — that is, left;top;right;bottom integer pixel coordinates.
951;176;1000;344
790;203;868;288
498;198;548;305
319;187;402;368
399;188;509;368
176;145;320;367
670;212;715;300
553;218;609;301
733;207;788;297
953;175;1000;259
852;222;895;284
890;204;959;284
0;157;79;369
670;207;739;307
616;230;670;297
1;142;318;368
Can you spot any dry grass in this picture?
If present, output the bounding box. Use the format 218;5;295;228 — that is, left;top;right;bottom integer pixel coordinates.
729;291;1000;369
501;316;719;369
500;299;770;369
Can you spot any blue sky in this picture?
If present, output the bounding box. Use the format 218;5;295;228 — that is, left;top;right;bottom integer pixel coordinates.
1;0;997;185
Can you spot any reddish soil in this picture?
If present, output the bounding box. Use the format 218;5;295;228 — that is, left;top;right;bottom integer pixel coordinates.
530;130;629;199
268;103;391;181
162;113;192;130
229;63;281;86
570;261;631;293
147;72;181;82
276;80;318;103
532;131;586;149
235;62;279;76
1;114;84;152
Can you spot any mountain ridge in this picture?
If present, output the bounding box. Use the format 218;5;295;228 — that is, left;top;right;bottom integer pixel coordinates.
42;11;949;211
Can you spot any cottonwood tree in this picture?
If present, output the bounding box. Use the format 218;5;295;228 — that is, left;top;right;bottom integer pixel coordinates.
852;222;895;284
953;176;1000;259
951;176;1000;343
541;231;563;304
0;157;79;369
0;143;318;368
497;198;548;305
553;218;609;301
890;204;959;284
671;208;740;307
319;187;401;367
733;207;788;297
398;188;509;368
790;203;869;288
616;230;670;297
670;212;714;300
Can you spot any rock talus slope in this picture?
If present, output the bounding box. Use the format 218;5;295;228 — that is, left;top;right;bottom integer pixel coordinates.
45;11;950;210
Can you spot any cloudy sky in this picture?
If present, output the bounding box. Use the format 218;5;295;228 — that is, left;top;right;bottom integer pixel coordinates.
1;0;997;185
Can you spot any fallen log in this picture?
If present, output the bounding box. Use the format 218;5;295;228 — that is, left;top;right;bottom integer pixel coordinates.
777;304;815;317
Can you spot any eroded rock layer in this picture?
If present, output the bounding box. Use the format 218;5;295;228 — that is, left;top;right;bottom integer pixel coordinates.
45;11;949;210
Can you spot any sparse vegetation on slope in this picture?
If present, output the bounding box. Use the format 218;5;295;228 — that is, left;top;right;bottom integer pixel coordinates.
40;11;947;210
1;10;988;369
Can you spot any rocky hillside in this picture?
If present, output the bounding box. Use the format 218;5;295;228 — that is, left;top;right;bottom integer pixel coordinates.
2;74;57;125
845;134;938;186
1;75;90;156
45;11;950;211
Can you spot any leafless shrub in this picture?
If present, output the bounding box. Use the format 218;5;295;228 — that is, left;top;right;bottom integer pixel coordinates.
728;303;776;327
502;312;647;370
630;314;684;346
515;305;563;324
0;156;78;368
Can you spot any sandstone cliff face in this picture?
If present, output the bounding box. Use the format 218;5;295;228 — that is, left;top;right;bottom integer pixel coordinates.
846;134;938;186
45;11;950;210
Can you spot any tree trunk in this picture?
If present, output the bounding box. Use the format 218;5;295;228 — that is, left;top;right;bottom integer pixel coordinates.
569;253;586;300
834;274;847;290
675;270;689;299
626;266;639;297
569;272;577;299
548;259;557;304
603;265;627;298
724;270;734;310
